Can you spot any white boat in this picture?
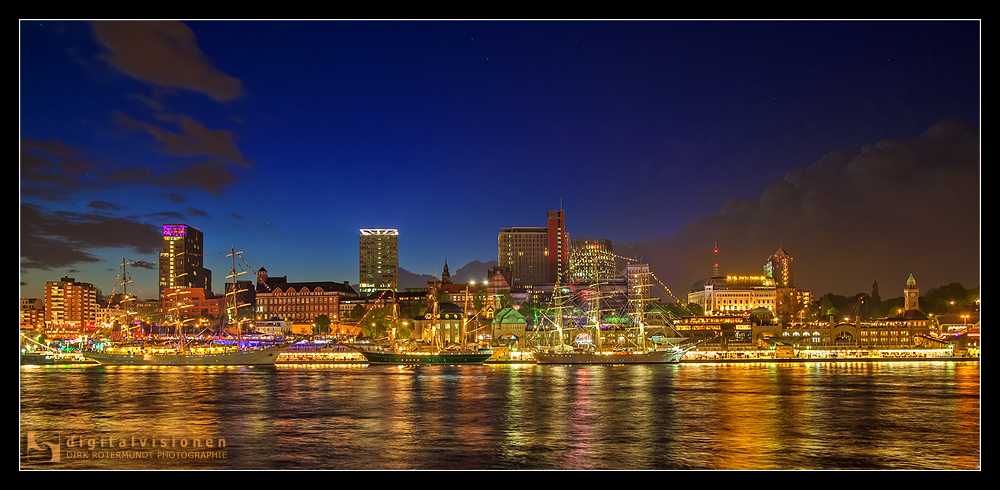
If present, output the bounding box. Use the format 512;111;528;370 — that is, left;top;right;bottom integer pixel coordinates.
533;347;686;364
532;268;692;365
82;344;289;366
83;250;290;366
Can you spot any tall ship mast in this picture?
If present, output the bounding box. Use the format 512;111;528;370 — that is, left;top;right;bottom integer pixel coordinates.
225;246;252;342
82;248;290;366
532;261;690;364
108;256;140;341
355;275;493;365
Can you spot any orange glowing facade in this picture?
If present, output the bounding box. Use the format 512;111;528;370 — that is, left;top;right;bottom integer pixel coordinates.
162;287;223;326
44;276;98;331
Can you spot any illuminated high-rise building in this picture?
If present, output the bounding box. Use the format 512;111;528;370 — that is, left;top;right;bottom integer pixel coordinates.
569;238;616;282
764;246;794;288
44;276;98;331
764;246;803;322
498;210;570;289
626;263;652;302
546;210;569;283
158;224;211;302
359;229;399;295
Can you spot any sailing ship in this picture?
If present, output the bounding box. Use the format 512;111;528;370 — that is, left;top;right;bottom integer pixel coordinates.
357;292;492;365
532;266;692;364
82;250;290;366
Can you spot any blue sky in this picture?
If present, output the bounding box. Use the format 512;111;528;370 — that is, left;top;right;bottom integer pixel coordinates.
20;20;980;299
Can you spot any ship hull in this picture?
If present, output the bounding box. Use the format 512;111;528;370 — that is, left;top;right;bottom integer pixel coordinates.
532;349;684;364
82;345;289;366
360;350;493;365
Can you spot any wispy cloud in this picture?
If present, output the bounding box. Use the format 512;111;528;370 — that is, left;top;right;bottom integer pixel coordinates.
92;21;243;102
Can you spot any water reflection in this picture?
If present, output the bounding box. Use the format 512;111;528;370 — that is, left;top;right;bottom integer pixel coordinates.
20;361;979;470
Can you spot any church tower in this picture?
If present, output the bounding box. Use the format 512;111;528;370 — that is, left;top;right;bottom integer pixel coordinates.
441;259;452;284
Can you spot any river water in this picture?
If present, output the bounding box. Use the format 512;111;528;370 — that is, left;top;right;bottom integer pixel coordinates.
20;361;980;470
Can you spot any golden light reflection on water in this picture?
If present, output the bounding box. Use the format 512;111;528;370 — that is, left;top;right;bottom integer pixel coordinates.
20;361;979;470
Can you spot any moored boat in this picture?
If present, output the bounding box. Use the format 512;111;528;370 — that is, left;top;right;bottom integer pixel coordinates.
531;269;693;365
359;348;493;365
355;294;493;365
82;249;290;366
82;343;289;366
532;346;686;364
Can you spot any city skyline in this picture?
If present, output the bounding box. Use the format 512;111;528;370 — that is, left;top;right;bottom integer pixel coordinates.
20;20;980;300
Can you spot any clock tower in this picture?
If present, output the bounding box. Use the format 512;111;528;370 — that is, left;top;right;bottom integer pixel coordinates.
904;273;919;312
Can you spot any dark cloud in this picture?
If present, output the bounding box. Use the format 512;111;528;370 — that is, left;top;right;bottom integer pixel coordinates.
21;140;78;161
20;203;161;271
109;111;250;196
114;111;251;167
20;140;108;201
88;200;122;211
231;213;245;219
92;21;243;102
131;260;157;270
621;118;980;297
127;93;165;112
166;160;239;197
108;166;153;185
22;130;245;201
149;211;185;221
157;193;187;203
187;207;211;218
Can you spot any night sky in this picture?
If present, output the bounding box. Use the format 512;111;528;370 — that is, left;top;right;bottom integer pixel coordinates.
19;20;980;302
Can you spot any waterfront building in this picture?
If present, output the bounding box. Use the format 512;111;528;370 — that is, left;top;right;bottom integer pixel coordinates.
254;319;291;335
764;246;811;322
158;224;212;301
43;276;98;332
498;210;570;289
411;301;467;344
498;226;549;288
758;275;935;351
852;273;932;349
255;267;358;325
688;274;777;314
626;263;652;302
486;266;512;295
688;245;813;317
674;315;755;350
20;298;44;329
339;295;388;325
359;228;399;295
491;307;527;349
162;287;223;333
133;299;162;321
425;260;501;319
569;238;617;282
689;244;775;314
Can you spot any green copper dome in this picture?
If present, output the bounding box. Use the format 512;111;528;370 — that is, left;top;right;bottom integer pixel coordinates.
492;307;526;325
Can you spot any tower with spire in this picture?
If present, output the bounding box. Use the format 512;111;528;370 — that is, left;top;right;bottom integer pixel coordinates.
441;259;452;284
904;273;919;312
